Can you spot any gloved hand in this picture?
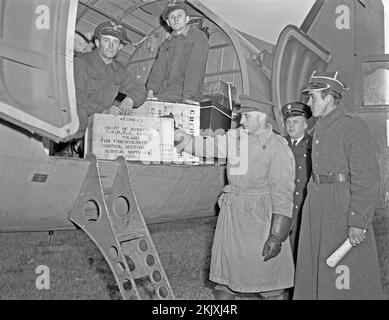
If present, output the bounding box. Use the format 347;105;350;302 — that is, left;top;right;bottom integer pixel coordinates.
262;214;292;262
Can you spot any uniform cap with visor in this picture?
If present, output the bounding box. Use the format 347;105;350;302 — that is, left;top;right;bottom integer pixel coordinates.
302;71;349;95
281;102;312;120
234;95;275;117
94;20;129;44
162;0;188;21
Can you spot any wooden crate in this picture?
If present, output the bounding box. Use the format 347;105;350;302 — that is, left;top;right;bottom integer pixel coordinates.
86;114;175;163
133;101;200;163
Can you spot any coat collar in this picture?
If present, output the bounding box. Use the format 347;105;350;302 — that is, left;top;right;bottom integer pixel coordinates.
172;25;191;37
317;103;346;128
252;124;273;145
286;132;312;148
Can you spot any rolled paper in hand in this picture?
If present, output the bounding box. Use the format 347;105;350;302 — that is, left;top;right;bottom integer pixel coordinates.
326;238;353;268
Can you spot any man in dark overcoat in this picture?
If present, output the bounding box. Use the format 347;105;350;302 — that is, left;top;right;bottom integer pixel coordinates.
293;71;384;300
281;102;312;263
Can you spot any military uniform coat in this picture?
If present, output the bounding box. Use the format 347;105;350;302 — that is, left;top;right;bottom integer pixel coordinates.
285;133;312;262
186;126;295;292
147;27;209;102
74;50;147;133
293;105;384;300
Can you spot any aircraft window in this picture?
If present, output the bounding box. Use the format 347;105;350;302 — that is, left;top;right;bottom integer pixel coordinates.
361;61;389;106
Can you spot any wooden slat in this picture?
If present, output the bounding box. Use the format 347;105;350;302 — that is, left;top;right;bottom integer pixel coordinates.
76;18;97;32
221;46;238;83
77;2;96;22
78;10;144;43
121;13;155;35
93;0;125;17
108;0;141;10
140;1;165;16
131;8;160;27
79;0;146;37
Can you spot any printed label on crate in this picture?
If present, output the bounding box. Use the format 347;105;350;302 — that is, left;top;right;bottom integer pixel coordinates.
87;114;175;162
133;101;200;163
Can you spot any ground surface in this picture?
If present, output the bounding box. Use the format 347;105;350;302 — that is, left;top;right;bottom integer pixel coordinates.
0;212;388;300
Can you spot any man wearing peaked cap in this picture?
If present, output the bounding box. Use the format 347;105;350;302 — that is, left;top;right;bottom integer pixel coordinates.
234;95;278;130
69;20;146;141
55;20;146;156
281;101;312;121
174;93;295;299
302;71;349;118
234;95;275;115
161;0;188;21
302;70;349;95
281;102;312;265
293;71;383;300
146;0;209;104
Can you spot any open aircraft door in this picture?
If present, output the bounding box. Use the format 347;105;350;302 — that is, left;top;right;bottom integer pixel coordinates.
0;0;79;142
271;25;331;135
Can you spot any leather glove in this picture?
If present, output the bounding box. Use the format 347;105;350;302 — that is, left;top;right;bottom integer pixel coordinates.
262;214;292;262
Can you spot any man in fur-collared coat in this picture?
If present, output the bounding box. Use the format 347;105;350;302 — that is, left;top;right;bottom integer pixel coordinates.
293;71;383;300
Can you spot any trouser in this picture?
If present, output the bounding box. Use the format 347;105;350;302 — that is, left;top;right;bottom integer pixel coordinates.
214;285;285;300
259;289;285;300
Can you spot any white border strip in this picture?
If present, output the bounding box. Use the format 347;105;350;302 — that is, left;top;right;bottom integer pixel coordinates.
64;0;80;136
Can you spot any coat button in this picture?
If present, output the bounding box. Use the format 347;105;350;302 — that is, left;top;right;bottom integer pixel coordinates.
297;179;300;182
304;154;307;157
315;140;319;144
295;205;298;209
299;166;302;169
295;192;299;195
351;212;355;215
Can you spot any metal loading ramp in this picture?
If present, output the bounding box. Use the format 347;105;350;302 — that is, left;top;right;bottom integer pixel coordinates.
68;155;174;300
